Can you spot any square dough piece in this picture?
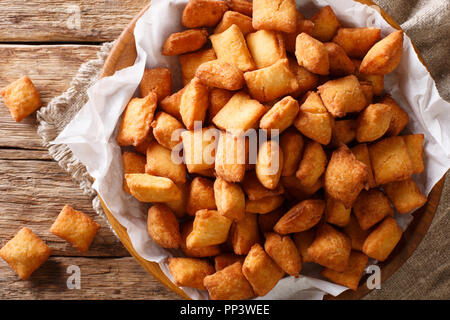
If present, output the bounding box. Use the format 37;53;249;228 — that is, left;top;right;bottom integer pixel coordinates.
252;0;297;33
0;227;51;280
0;76;42;122
50;205;101;252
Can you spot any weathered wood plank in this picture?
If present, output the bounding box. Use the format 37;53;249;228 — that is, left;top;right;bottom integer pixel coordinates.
0;159;129;257
0;44;100;149
0;256;181;299
0;148;52;160
0;0;149;42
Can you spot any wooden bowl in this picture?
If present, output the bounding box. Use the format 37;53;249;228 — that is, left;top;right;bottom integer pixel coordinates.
99;0;445;300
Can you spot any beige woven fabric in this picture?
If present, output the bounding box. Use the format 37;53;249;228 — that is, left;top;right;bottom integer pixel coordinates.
35;0;449;299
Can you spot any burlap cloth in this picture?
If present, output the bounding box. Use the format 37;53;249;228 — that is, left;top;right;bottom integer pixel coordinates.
36;0;450;300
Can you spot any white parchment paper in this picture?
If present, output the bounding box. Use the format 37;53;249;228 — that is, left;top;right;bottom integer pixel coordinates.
53;0;450;300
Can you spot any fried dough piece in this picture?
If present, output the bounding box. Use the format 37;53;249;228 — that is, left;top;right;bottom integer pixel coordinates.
351;144;377;189
403;134;425;174
147;204;181;249
288;58;319;98
122;151;146;194
252;0;297;33
353;189;394;230
145;142;186;185
139;68;171;102
214;177;246;221
383;178;427;214
379;94;409;136
230;212;260;255
324;145;369;208
168;257;214;290
318;75;367;118
310;5;340;42
246;195;284;214
296;141;327;188
181;0;228;28
151;111;184;150
283;12;315;53
295;32;330;75
186;177;217;216
162;29;208;56
259;96;299;134
215;11;254;35
246;30;286;69
274;199;325;234
362;217;402;261
180;220;221;258
280;129;304;176
332;27;381;59
324;42;355;76
256;140;284;190
179;78;209;130
179;49;217;86
307;223;351;272
356;103;392;142
242;170;285;200
195;60;244;90
325;195;351;227
215;131;247;182
125;173;181;202
265;232;302;277
292;229;316;263
360;30;404;75
187;209;232;248
343;215;370;251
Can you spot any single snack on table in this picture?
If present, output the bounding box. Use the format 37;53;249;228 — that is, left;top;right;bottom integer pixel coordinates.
125;173;181;202
379;94;409;136
325;195;351;227
0;227;51;280
230;212;260;255
362;217;402;261
225;0;252;17
151;111;184;150
147;204;181;249
181;0;228;28
186;209;232;248
324;144;369;208
259;96;299;134
256;140;284;190
274;199;325;234
162;29;208;56
252;0;297;33
204;262;255;300
318;75;367;118
351;144;377;188
50;205;100;253
368;136;413;185
360;30;404;75
145;142;187;185
179;78;209;130
279;129;304;177
215;11;254;35
383;178;427;214
168;257;215;290
264;232;302;277
186;177;217;216
310;5;340;42
307;223;351;272
246;30;286;69
242;170;285;201
122;151;146;194
139;68;171;102
352;189;394;230
195;60;244;91
288;58;319;98
343;215;370;252
0;76;42;122
116;93;157;147
324;42;355;76
215;131;248;182
242;243;285;296
214;177;246;221
293;230;316;264
332;27;381;59
213;92;266;132
296;140;327;187
403;134;425;174
210;24;256;72
295;32;330;75
321;250;368;291
214;253;246;271
244;59;299;102
294;91;333;145
246;195;284;214
356;103;392;142
179;49;217;86
181;127;218;174
180;220;221;258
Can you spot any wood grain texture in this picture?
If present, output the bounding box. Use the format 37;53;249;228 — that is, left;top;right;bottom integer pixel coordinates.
0;257;180;299
0;158;129;257
0;45;99;149
0;0;149;42
100;0;444;300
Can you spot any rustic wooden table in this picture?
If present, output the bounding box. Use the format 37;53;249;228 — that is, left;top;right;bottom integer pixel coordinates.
0;0;180;300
